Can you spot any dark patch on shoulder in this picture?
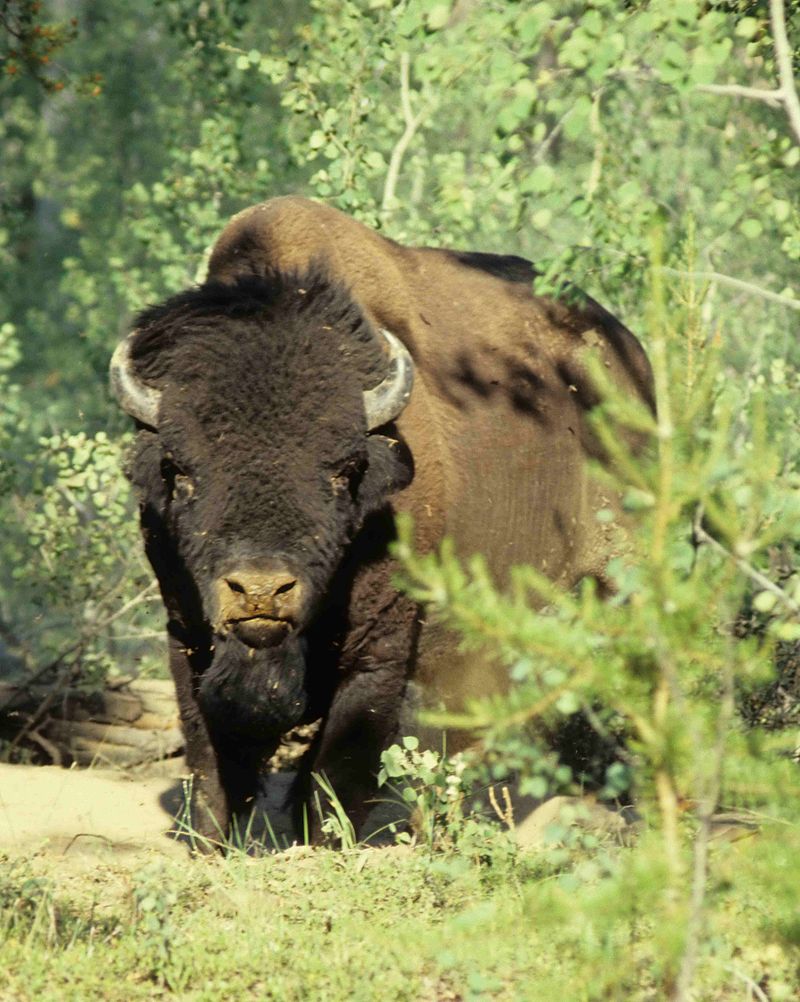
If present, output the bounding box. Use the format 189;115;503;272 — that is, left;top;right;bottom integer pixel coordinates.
450;251;537;285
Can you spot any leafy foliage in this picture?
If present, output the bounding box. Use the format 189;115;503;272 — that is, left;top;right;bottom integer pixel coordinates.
0;1;799;994
393;245;800;995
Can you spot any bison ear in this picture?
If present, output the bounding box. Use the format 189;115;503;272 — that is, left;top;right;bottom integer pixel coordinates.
124;430;171;519
357;434;414;517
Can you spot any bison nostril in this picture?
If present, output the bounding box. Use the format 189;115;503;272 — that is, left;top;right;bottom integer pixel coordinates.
273;580;296;596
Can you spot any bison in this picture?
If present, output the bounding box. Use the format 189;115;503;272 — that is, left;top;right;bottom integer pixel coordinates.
110;196;653;844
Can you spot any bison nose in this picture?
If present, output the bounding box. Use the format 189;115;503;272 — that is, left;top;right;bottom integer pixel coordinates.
224;570;299;604
215;567;307;645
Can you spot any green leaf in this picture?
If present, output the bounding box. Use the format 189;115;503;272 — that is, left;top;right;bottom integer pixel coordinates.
523;776;549;799
622;488;655;512
774;622;800;642
739;218;763;239
662;40;688;69
753;590;778;614
524;163;555;194
773;200;791;223
563;94;592;140
616;179;642;208
426;4;450;31
672;0;699;24
735;17;759;39
519;3;553;44
556;691;580;715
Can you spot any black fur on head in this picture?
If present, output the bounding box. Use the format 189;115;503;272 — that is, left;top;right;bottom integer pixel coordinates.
126;267;413;741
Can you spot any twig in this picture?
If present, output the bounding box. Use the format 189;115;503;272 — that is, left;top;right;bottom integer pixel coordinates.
697;0;800;147
532;110;570;163
5;660;79;754
381;52;427;219
62;832;114;855
722;965;769;1002
770;0;800;147
659;268;800;311
0;642;80;715
586;89;605;201
692;505;800;616
94;579;160;628
488;785;515;830
697;83;784;106
0;579;159;719
24;724;63;766
673;639;736;1001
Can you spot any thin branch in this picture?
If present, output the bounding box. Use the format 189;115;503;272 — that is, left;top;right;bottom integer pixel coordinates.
0;580;160;718
5;660;78;754
697;0;800;147
771;0;800;146
92;579;160;629
673;639;736;1000
660;267;800;311
381;52;427;219
532;108;570;163
24;724;64;766
696;83;783;106
692;506;800;616
722;966;769;1001
585;89;605;201
106;631;167;642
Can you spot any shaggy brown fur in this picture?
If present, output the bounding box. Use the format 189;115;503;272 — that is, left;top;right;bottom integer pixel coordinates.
118;197;653;843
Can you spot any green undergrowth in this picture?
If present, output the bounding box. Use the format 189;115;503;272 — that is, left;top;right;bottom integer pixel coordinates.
1;804;799;1002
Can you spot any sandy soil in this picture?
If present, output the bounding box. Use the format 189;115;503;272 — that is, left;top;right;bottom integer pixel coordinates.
0;761;188;859
0;762;637;863
0;760;302;860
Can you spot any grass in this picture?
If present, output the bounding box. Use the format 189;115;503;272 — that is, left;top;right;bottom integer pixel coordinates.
1;805;799;1002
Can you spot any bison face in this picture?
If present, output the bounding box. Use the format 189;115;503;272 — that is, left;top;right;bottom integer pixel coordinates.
115;273;413;741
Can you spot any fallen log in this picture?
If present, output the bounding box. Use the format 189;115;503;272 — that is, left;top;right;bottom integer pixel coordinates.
0;677;184;767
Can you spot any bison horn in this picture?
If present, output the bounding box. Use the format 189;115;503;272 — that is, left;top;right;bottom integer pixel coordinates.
109;334;162;430
363;329;414;430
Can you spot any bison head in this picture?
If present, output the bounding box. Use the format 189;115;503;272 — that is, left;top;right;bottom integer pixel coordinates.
111;271;413;743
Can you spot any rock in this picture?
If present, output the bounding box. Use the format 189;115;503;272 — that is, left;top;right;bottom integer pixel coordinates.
514;795;635;851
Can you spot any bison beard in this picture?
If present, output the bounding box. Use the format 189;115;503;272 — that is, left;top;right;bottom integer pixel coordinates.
198;633;309;743
111;196;654;848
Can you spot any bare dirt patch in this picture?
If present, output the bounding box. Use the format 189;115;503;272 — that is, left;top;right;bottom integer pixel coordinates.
0;759;304;865
0;761;188;859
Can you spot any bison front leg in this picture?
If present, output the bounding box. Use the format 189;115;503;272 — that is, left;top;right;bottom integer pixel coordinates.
305;589;419;844
166;627;232;848
307;664;411;843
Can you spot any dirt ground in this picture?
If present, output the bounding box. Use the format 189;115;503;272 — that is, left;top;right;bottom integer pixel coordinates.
0;759;300;860
0;757;640;868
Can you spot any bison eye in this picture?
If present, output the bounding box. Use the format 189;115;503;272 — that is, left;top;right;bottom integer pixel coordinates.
330;458;365;501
